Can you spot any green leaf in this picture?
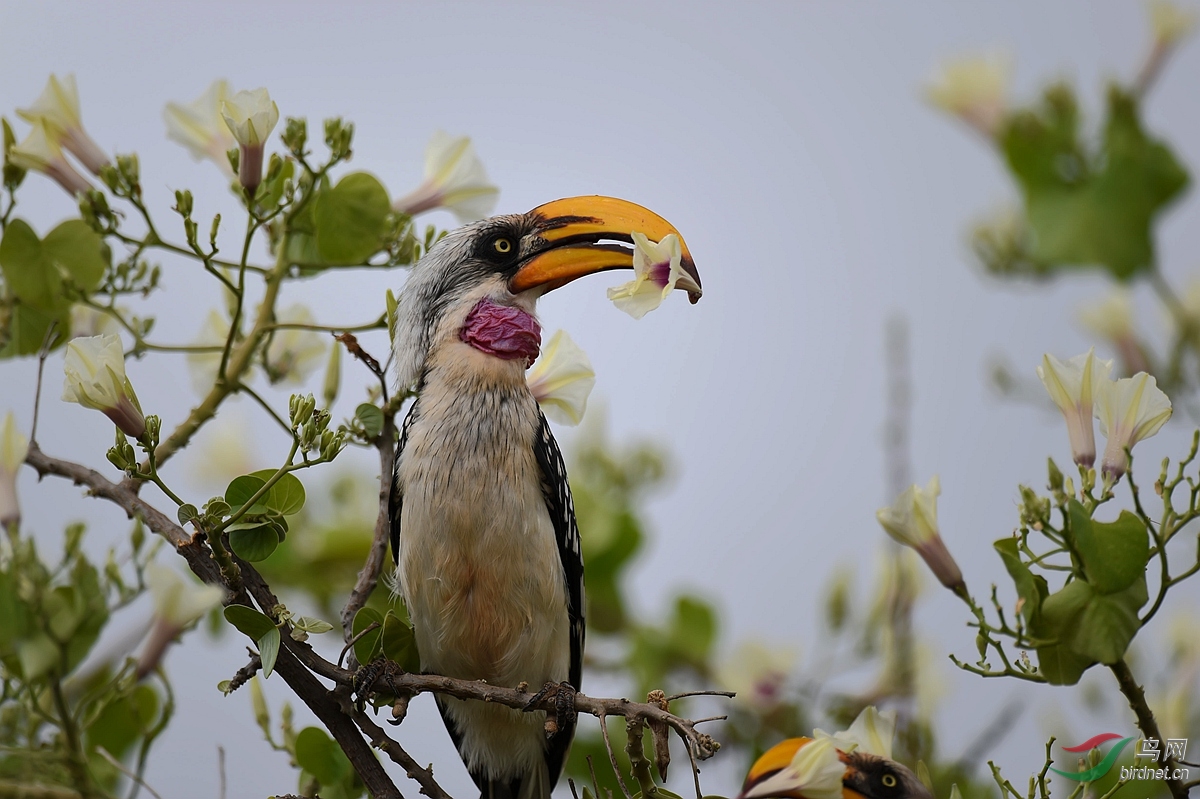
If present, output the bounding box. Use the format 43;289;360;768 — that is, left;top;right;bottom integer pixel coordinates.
994;538;1049;624
667;594;716;665
0;219;107;314
0;302;69;359
313;172;390;264
355;403;384;439
223;606;281;678
86;684;159;761
1031;579;1096;685
1000;84;1189;280
177;504;199;525
225;474;267;508
44;220;108;292
249;469;306;516
16;633;59;681
381;610;421;673
351;607;384;666
293;616;334;635
1067;575;1148;663
295;726;351;786
228;524;280;561
1069;502;1150;594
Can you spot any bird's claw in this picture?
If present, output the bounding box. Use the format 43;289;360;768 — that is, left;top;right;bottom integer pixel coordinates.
523;680;577;739
352;657;407;714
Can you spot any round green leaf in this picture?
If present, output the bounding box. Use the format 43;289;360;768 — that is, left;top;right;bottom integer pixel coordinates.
381;610;420;673
228;525;280;562
351;607;384;666
313;172;390;264
0;219;65;312
295;726;351;786
225;474;267;508
44;219;108;292
248;469;306;516
355;403;384;439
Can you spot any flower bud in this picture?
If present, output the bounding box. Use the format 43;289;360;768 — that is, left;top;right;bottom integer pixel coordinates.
220;88;279;197
0;412;29;531
62;334;147;438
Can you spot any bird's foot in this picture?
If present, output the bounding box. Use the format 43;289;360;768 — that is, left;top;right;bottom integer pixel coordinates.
352;657;407;714
523;680;577;739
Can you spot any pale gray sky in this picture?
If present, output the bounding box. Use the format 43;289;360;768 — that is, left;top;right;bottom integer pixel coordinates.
2;2;1199;797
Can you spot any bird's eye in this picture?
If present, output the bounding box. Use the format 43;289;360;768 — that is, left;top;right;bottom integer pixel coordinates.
881;774;898;789
493;237;513;254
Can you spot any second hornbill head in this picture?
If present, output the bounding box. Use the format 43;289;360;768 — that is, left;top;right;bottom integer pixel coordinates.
392;195;701;388
738;737;934;799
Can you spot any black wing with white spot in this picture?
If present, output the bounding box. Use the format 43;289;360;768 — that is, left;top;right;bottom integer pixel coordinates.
531;409;585;784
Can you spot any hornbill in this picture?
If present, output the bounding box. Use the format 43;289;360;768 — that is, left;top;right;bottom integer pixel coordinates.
388;196;701;799
738;737;935;799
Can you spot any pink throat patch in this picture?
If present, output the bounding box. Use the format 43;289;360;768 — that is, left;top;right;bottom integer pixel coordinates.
460;299;542;365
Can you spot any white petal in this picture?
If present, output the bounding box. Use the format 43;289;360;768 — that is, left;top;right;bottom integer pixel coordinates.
17;74;82;134
527;330;596;426
221;88;279;147
876;476;941;548
147;563;225;627
834;706;896;760
62;334;128;411
0;412;29;475
165;79;235;167
607;277;666;319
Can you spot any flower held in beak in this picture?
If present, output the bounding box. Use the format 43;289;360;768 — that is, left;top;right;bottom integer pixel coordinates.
607;232;698;319
62;334;146;438
739;737;846;799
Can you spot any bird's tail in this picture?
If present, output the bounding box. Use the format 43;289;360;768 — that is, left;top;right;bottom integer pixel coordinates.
476;765;549;799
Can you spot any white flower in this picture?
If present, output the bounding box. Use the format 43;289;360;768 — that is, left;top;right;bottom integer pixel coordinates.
823;706;896;760
220;88;279;195
17;74;109;174
1078;289;1136;344
740;737;846;799
607;232;700;319
8;120;92;196
186;310;236;394
62;334;146;438
876;477;965;592
164;79;236;176
393;131;499;223
526;330;595;426
1037;349;1114;468
1149;0;1196;47
0;412;29;530
147;563;225;628
718;640;797;714
925;53;1010;136
266;305;326;385
139;563;226;679
220;88;279;147
1095;371;1172;480
69;304;119;339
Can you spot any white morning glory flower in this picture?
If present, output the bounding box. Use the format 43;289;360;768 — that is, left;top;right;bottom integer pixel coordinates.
393;131;500;223
164;79;236;176
17;73;109;174
1037;349;1114;468
1095;372;1173;480
62;334;146;438
526;330;595;426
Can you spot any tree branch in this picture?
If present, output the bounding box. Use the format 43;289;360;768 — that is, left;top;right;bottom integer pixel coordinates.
1109;658;1188;799
341;412;396;645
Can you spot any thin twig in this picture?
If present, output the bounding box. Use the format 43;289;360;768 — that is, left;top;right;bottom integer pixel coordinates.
338;622;381;668
96;748;164;799
351;709;453;799
218;746;226;799
598;713;634;799
664;690;735;702
341;409;397;644
29;320;60;444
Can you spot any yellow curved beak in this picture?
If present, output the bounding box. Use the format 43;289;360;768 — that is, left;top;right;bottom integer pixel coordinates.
510;195;702;301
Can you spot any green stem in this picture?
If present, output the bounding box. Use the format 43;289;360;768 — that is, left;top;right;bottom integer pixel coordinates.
211;440;300;535
625;718;658;798
48;679;98;798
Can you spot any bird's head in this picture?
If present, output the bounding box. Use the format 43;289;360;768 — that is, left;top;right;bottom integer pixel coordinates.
738;738;934;799
392;195;701;389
